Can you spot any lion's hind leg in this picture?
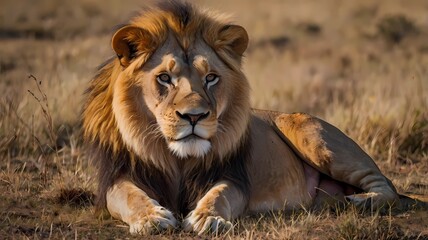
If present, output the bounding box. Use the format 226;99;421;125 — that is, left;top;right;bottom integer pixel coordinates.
106;180;177;234
274;113;399;210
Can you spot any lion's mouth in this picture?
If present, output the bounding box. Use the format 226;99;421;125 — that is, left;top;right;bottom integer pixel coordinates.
168;134;212;158
165;125;214;157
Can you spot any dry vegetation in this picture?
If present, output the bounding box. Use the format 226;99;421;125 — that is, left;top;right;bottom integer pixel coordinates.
1;0;427;239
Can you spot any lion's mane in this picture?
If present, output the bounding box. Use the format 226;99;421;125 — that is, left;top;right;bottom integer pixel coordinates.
82;1;251;215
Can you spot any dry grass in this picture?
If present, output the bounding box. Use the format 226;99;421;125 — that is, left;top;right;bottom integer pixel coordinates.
1;0;427;239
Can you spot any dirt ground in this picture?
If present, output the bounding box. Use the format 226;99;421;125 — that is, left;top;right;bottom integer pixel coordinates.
1;0;427;239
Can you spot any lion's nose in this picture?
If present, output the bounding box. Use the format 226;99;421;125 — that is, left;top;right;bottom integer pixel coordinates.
176;111;210;126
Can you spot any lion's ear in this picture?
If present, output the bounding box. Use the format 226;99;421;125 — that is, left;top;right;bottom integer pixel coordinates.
111;25;153;67
217;25;249;56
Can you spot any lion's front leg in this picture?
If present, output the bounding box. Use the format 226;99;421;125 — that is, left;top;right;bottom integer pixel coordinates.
182;180;246;235
106;180;177;234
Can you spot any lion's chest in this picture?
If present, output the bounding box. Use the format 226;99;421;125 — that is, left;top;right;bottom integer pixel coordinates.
152;163;225;216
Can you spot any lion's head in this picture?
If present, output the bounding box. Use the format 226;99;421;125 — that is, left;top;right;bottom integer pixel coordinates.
83;2;250;171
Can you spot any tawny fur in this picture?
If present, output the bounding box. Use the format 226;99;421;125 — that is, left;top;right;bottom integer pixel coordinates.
83;1;400;235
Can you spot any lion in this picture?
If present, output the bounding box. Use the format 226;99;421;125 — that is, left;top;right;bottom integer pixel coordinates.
83;1;401;235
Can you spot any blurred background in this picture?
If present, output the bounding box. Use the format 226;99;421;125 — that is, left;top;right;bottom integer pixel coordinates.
0;0;427;238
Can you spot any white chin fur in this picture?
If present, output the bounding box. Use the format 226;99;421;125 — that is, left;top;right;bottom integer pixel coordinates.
168;139;211;158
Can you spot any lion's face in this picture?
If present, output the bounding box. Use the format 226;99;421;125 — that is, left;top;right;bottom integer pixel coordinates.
110;18;250;160
139;37;230;158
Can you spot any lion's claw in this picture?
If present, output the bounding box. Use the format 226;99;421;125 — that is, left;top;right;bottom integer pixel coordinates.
183;211;233;235
129;206;177;235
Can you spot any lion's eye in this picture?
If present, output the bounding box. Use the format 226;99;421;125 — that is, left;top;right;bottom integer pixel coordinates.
205;73;218;82
157;73;171;84
205;73;219;88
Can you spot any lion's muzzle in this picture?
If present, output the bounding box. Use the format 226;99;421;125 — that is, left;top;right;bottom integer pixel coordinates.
165;91;217;158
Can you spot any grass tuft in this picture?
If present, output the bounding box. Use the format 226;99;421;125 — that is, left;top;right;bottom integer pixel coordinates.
398;111;428;159
27;75;57;150
55;187;95;208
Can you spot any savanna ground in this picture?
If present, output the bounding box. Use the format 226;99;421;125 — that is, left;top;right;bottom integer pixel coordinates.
1;0;427;239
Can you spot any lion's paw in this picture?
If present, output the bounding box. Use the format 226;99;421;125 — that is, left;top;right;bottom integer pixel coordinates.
129;206;177;235
346;192;399;211
182;210;233;235
346;193;376;207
